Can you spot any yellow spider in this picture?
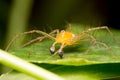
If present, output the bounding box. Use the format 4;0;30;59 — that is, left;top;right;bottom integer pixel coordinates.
6;24;114;58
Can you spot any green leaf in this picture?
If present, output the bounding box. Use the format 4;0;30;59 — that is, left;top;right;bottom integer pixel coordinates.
0;71;36;80
7;24;120;79
1;63;120;80
10;38;120;65
37;63;120;80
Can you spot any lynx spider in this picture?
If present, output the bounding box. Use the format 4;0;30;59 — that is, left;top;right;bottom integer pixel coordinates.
6;24;115;58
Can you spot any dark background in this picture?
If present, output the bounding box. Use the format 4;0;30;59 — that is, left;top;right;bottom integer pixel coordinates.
0;0;120;49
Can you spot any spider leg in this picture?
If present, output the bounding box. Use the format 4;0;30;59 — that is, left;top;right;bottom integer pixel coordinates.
22;29;59;47
65;23;72;32
83;26;118;44
83;35;97;55
92;39;116;57
84;34;115;57
5;29;58;51
89;34;110;49
21;36;45;47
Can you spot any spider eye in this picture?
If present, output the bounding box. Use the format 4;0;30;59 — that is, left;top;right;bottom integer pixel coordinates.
61;30;65;33
72;34;75;38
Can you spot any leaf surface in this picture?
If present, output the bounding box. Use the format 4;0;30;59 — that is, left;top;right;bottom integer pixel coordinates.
8;24;120;80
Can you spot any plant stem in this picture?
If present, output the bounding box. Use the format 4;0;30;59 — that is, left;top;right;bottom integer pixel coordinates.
0;49;64;80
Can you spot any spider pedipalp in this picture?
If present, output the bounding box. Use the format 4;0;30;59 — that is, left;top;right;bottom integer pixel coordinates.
50;46;55;54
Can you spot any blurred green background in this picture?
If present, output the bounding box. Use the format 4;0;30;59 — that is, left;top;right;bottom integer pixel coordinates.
0;0;120;75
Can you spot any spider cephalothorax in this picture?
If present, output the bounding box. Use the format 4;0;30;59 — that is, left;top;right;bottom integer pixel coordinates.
50;30;75;58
